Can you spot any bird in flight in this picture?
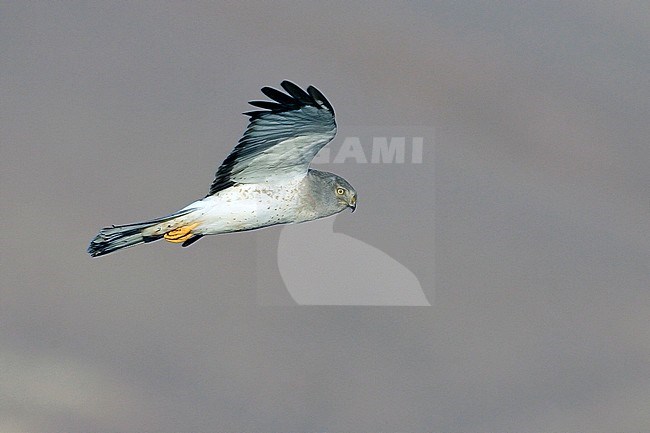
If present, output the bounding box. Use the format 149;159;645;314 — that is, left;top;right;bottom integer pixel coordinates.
88;81;357;257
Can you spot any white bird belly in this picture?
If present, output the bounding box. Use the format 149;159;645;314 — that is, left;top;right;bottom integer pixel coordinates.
183;184;301;235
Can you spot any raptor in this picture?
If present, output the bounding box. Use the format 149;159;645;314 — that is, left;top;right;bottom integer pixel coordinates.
88;81;356;257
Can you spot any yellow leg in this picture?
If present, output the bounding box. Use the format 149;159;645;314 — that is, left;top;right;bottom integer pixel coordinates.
164;222;200;243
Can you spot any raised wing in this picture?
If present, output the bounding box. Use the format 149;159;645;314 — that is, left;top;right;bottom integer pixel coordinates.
208;81;337;195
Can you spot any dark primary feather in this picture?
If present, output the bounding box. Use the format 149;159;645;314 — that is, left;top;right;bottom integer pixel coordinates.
247;100;284;111
208;81;336;195
260;86;296;105
279;80;312;105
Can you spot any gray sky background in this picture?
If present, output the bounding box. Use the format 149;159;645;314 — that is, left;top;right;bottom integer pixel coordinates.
2;2;649;432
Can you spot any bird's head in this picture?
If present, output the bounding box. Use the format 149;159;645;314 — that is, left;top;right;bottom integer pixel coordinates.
307;169;357;215
333;178;357;213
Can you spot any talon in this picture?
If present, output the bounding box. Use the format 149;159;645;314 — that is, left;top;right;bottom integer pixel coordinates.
164;223;200;243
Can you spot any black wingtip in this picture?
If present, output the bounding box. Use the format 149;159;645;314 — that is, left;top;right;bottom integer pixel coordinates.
260;86;295;104
307;85;334;115
280;80;311;103
244;81;334;118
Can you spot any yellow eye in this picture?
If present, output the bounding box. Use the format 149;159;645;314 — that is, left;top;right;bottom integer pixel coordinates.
336;187;346;195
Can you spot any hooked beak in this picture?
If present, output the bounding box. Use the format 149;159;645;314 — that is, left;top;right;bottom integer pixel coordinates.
349;195;357;213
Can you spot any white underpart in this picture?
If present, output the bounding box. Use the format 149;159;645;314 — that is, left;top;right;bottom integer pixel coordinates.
150;179;307;236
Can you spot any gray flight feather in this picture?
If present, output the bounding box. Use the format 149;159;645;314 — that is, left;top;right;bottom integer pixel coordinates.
208;81;336;195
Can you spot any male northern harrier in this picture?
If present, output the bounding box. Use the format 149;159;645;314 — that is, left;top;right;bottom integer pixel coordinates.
88;81;356;257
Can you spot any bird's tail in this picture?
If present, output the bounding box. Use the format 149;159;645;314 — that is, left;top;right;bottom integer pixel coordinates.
87;208;197;257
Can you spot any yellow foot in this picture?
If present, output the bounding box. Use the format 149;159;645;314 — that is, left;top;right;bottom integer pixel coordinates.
163;222;200;243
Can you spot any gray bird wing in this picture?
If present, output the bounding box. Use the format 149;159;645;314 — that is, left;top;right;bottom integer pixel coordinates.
208;81;337;195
